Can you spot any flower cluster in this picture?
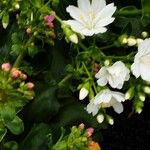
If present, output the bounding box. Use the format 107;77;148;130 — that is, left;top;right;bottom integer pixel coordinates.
51;123;101;150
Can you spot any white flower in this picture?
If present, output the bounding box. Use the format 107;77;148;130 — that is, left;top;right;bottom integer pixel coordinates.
131;38;150;81
64;0;116;36
86;89;125;116
86;100;99;116
95;61;130;89
79;88;89;100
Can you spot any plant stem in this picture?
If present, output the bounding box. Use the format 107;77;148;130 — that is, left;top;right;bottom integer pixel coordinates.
58;74;72;87
100;44;115;50
13;51;26;68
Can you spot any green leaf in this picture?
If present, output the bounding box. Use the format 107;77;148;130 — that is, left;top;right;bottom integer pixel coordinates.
0;104;16;122
11;44;22;55
0;128;7;142
4;141;19;150
28;86;60;122
2;12;9;29
20;123;51;150
141;0;150;26
5;116;24;135
32;0;43;8
28;45;38;57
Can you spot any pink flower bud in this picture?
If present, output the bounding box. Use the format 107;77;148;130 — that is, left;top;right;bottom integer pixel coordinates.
26;27;32;34
20;73;27;80
11;68;21;79
26;82;34;90
44;15;55;28
86;128;94;137
1;63;11;72
93;63;100;73
79;123;85;129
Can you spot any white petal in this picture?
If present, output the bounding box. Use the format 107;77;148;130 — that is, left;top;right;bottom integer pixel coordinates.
98;3;116;18
131;62;140;78
93;27;107;34
112;92;125;102
112;101;124;114
66;6;82;22
138;38;150;55
97;77;107;86
91;0;106;12
96;17;115;27
80;28;95;36
94;90;112;104
86;101;99;116
78;0;90;12
140;64;150;81
95;67;108;86
64;20;85;33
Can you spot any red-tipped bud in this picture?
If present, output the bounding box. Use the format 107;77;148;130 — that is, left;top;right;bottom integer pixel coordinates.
26;27;32;34
11;68;21;79
20;73;27;80
1;63;11;72
93;63;100;73
79;123;85;129
86;128;94;137
26;82;34;90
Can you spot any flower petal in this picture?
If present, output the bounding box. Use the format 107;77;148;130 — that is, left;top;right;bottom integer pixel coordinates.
140;64;150;81
112;101;124;114
78;0;90;12
64;20;85;33
91;0;106;12
66;6;83;22
112;91;125;102
95;17;115;27
98;3;116;18
86;101;99;116
131;62;140;78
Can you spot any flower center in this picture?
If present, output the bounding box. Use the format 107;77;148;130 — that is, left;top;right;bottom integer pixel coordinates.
80;10;96;30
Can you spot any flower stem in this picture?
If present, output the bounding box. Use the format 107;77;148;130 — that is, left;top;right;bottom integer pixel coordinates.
13;51;26;68
58;74;72;87
100;44;115;50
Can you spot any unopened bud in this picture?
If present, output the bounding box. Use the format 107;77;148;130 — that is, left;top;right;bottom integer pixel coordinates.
86;128;94;137
97;114;104;123
20;73;27;80
79;123;85;129
69;34;78;44
136;38;143;45
122;38;127;44
26;82;34;90
139;93;145;102
11;68;21;79
144;86;150;94
136;108;142;114
104;59;110;66
125;88;134;100
79;88;89;100
127;37;137;46
108;118;114;125
1;63;11;72
141;31;148;38
26;27;32;34
15;4;20;10
106;115;114;125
